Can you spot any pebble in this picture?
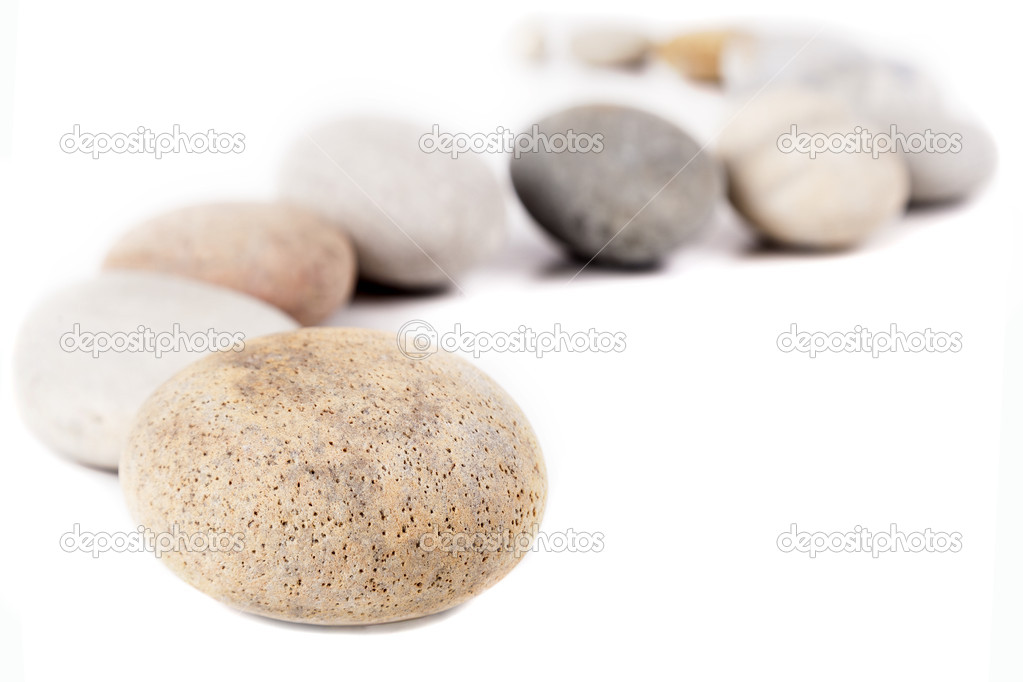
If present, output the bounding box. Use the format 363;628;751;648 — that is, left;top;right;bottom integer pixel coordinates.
722;37;995;203
120;327;548;625
14;272;297;469
897;117;996;204
657;29;739;81
716;88;851;161
719;32;868;95
510;104;723;266
810;60;945;124
818;64;996;203
103;202;357;326
719;88;910;248
570;27;650;68
279;116;506;289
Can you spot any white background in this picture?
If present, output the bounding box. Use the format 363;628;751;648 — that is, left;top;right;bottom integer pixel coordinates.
1;1;1020;680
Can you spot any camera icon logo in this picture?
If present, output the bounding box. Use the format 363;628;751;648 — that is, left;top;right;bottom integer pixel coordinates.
396;320;438;360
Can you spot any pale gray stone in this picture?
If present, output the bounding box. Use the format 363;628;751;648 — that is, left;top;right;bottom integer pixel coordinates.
279;116;506;289
14;272;297;469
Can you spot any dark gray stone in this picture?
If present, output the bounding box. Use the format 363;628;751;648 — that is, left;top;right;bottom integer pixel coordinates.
510;104;722;266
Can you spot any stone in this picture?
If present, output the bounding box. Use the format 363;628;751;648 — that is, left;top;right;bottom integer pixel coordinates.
716;88;851;161
811;64;996;203
120;327;548;625
719;88;910;249
279;116;506;289
810;60;945;125
103;202;357;326
719;32;868;95
897;117;996;204
656;29;739;81
14;272;297;469
722;43;995;204
510;104;723;266
570;27;650;68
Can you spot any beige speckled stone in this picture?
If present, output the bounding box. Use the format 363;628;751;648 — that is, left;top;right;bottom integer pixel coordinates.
103;202;357;326
120;328;548;625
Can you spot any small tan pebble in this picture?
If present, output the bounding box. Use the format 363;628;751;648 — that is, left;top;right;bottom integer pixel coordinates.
570;27;651;68
120;328;548;625
657;29;741;82
103;202;357;326
719;88;910;249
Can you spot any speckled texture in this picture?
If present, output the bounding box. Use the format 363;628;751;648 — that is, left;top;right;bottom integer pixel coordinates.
279;117;506;289
120;328;547;625
14;272;298;469
103;202;357;326
510;105;723;266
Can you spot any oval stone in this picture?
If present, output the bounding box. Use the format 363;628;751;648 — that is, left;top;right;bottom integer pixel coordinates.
898;118;996;204
120;327;548;625
719;88;910;248
510;104;723;266
657;29;739;81
103;202;357;326
784;61;996;203
14;272;298;469
279;117;506;289
722;42;996;205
